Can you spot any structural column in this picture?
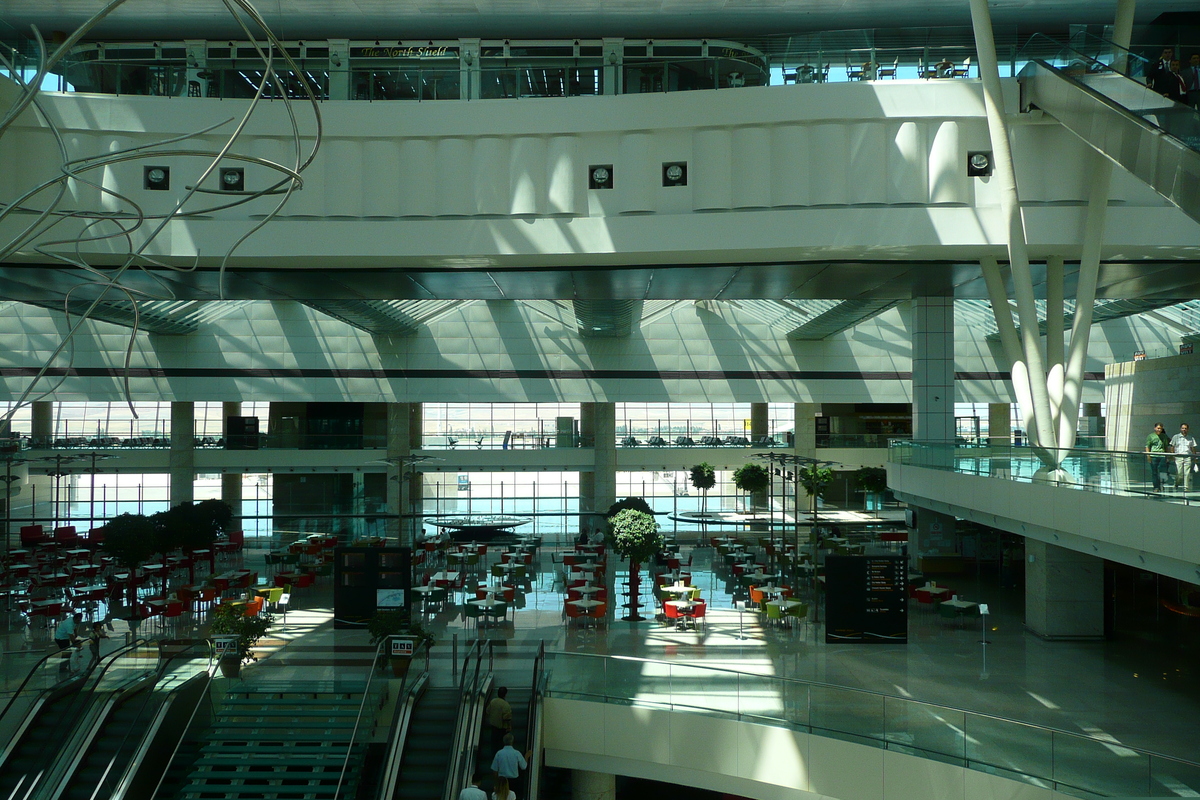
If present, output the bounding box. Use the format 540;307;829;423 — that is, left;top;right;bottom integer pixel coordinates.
793;402;817;514
750;402;769;443
572;770;616;800
578;403;616;532
221;402;242;525
31;401;52;445
1025;540;1104;639
988;403;1011;445
169;402;195;507
386;403;422;546
912;297;955;443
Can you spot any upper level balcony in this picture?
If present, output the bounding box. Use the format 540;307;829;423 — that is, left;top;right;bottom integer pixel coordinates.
886;441;1200;584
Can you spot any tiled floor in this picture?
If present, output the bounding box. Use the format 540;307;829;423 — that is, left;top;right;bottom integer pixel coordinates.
4;535;1199;771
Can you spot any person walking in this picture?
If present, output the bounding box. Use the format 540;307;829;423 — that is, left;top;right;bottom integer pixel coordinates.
1145;422;1170;491
490;734;531;783
458;772;487;800
484;686;513;756
54;612;83;653
1171;423;1197;491
1183;53;1200;109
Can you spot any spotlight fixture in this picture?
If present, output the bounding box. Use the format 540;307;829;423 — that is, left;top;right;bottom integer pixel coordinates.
662;161;687;187
220;167;245;191
144;166;170;191
589;164;614;190
967;150;993;176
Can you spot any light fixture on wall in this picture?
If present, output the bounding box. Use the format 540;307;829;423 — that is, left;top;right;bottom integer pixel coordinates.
662;161;687;187
967;151;993;176
144;166;170;191
589;164;613;190
220;167;245;191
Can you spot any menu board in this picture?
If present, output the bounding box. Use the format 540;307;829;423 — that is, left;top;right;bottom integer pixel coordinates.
825;555;907;643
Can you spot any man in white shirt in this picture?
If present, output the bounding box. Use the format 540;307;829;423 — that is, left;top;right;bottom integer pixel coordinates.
458;772;487;800
490;734;531;781
1171;423;1197;491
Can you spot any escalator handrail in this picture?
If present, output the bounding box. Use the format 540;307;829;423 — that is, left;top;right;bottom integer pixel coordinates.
524;640;546;800
0;643;94;728
148;640;229;800
68;639;215;800
375;640;432;800
332;636;389;800
444;639;493;800
0;637;154;798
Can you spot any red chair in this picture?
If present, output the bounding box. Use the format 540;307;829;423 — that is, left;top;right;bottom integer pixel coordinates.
20;526;47;547
567;590;583;602
664;601;684;629
563;555;579;567
564;602;585;626
690;600;707;631
53;526;79;546
587;602;607;628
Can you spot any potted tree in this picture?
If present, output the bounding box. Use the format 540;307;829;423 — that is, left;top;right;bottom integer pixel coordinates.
100;513;159;611
798;464;834;541
689;463;716;515
606;505;663;622
209;601;274;678
732;463;770;513
366;610;434;677
853;466;889;510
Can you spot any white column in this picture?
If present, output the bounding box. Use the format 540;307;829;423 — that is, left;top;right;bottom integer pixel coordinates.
969;0;1058;453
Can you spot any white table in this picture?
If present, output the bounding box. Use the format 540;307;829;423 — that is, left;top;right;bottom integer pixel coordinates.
572;584;603;596
568;598;603;610
660;585;697;598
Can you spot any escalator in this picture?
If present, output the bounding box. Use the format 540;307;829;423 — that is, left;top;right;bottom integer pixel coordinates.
57;640;214;800
1018;32;1200;223
393;687;462;799
0;639;155;800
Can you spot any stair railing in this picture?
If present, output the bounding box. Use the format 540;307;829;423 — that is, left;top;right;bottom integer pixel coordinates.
334;636;391;799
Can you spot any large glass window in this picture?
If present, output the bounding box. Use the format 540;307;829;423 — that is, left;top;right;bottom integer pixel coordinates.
422;403;581;448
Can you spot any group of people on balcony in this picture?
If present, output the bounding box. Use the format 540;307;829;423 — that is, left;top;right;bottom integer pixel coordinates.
1145;421;1197;492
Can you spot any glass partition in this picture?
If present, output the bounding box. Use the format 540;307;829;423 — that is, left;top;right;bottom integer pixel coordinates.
543;651;1200;797
889;440;1195;504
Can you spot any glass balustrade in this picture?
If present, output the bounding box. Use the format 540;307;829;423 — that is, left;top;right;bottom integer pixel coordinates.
543;651;1200;797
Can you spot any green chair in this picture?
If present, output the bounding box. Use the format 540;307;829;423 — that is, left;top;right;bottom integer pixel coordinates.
764;602;784;627
514;565;527;580
427;587;448;610
463;602;483;630
491;563;506;579
485;601;508;626
785;602;809;630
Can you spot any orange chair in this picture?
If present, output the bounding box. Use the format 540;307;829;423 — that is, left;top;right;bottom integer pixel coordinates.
587;602;607;628
243;598;264;617
565;602;586;626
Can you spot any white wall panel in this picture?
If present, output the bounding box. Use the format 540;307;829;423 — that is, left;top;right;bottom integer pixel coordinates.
848;123;888;205
887;121;927;204
286;134;326;216
324;139;362;217
810;124;848;205
693;128;733;210
545;136;579;215
731;127;771;208
397;139;436;216
361;139;401;217
509;136;547;215
770;125;810;207
928;121;967;204
616;132;654;213
472;136;510;215
435;138;472;216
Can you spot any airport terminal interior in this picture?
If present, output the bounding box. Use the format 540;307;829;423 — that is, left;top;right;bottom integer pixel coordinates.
1;0;1200;799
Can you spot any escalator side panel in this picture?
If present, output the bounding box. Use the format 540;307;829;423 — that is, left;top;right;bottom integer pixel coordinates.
1021;61;1200;223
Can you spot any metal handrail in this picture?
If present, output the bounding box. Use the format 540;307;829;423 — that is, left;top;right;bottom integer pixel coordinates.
544;651;1200;771
333;636;389;799
523;641;546;800
375;639;431;800
49;638;215;800
444;639;493;800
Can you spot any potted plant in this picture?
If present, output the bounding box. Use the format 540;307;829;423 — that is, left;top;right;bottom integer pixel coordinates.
606;505;663;622
99;513;159;610
732;463;770;512
209;602;274;678
366;610;434;677
689;463;716;515
798;464;834;541
853;466;889;510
